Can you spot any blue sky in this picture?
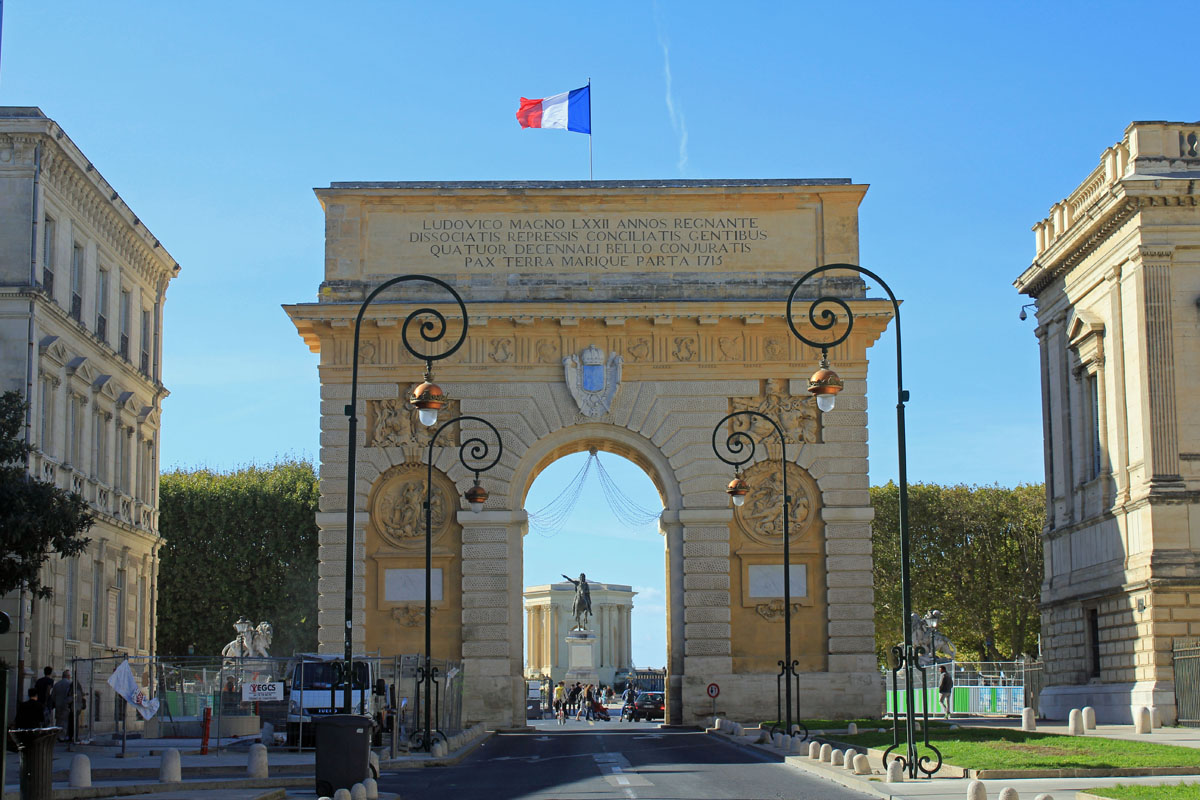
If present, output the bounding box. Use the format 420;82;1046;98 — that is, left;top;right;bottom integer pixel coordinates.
2;1;1193;668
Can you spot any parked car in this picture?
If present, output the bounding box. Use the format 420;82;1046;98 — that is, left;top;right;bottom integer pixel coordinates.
631;691;664;721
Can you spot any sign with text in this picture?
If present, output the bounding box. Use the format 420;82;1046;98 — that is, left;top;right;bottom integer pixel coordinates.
366;209;816;275
242;682;284;702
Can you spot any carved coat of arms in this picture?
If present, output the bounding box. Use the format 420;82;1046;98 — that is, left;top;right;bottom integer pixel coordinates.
563;344;623;417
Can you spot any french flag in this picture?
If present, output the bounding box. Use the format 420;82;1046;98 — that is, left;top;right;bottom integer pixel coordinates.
516;85;591;134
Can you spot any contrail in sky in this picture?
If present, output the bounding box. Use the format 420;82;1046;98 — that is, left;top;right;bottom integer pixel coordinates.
654;4;689;174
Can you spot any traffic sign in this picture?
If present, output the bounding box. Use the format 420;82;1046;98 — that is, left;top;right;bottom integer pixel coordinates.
706;683;720;698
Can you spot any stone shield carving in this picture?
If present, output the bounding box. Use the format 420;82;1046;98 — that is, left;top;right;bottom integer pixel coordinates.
563;344;622;417
733;460;818;545
372;465;452;547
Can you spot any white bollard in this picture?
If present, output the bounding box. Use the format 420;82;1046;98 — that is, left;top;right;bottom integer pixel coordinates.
69;754;91;788
844;750;858;770
247;743;268;779
363;777;379;800
820;743;832;762
333;790;352;800
846;722;858;735
852;753;871;775
1152;707;1162;729
159;749;181;783
966;779;987;800
773;732;786;748
831;748;844;766
1083;706;1096;730
1033;794;1055;800
1135;706;1152;734
790;724;803;736
1022;707;1037;732
808;740;821;759
790;735;806;753
261;721;274;744
713;716;722;729
886;759;904;782
1068;708;1084;735
369;750;379;776
998;788;1020;800
350;783;367;800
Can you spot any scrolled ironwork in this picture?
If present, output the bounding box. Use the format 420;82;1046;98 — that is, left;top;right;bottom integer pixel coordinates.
356;274;468;368
711;410;783;471
430;416;503;479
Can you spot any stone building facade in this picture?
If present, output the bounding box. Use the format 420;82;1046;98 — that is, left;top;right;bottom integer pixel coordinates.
523;580;635;687
0;108;178;696
285;179;889;727
1015;121;1200;723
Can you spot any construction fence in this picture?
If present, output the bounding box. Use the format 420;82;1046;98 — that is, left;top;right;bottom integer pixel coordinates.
884;660;1043;717
70;653;464;753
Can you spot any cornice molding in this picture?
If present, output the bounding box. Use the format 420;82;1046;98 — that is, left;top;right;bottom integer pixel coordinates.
1019;199;1139;297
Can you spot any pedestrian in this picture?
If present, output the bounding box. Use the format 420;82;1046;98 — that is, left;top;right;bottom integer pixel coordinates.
569;682;581;715
15;687;45;729
553;681;566;724
34;666;55;726
938;665;953;719
52;669;74;741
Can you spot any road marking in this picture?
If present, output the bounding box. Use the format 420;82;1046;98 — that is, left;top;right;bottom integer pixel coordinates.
616;776;630;785
631;734;663;740
594;753;652;788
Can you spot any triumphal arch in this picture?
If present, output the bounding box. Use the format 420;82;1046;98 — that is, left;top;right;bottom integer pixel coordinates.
284;179;890;727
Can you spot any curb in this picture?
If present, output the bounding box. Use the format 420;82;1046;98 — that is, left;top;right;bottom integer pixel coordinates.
3;777;308;800
379;729;493;769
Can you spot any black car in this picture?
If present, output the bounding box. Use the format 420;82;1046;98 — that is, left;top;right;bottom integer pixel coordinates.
631;691;664;721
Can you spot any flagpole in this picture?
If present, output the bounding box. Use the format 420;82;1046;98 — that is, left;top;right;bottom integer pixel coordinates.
588;78;593;181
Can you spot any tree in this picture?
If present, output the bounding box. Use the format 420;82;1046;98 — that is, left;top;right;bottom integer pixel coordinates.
871;481;1044;664
157;461;319;656
0;391;92;597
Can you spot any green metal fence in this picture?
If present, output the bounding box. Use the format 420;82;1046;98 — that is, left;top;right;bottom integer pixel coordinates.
1173;638;1200;727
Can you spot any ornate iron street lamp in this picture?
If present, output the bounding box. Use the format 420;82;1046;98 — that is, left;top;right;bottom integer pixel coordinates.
711;411;808;742
785;263;941;779
343;275;467;714
415;415;502;752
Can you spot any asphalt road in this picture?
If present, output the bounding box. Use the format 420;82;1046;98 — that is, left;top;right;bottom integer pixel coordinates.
378;718;873;800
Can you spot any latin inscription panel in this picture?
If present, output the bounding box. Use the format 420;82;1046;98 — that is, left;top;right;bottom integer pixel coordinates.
366;209;817;274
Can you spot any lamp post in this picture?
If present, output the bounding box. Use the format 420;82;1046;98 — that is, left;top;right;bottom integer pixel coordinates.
416;415;502;753
711;410;806;741
343;275;467;714
785;263;941;779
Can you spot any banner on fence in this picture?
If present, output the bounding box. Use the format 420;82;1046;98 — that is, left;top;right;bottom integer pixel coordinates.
242;681;284;702
107;659;160;720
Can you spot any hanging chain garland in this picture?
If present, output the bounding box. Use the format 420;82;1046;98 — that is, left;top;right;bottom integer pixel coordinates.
527;448;662;537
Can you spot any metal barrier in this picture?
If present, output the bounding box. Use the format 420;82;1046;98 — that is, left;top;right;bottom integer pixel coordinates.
1174;638;1200;727
71;653;464;752
884;660;1042;717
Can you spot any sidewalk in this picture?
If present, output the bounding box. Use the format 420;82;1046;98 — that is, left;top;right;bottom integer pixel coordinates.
1;728;490;800
711;717;1200;800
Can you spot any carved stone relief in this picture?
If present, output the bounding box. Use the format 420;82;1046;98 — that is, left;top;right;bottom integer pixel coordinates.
535;340;559;363
732;460;818;545
391;604;435;628
730;379;820;445
627;338;650;361
755;599;803;622
367;397;460;449
672;337;696;362
371;464;453;548
717;336;742;360
489;338;514;363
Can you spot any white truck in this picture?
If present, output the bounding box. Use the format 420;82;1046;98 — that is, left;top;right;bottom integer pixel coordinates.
286;654;386;746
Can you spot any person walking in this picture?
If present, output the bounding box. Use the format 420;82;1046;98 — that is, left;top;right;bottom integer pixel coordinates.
52;670;74;741
33;666;55;726
938;665;953;719
553;681;566;725
14;687;46;729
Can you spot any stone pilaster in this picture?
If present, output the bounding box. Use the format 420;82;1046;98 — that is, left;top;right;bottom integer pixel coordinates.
1135;245;1181;486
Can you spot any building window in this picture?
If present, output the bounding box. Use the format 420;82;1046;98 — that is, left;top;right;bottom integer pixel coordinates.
92;411;107;482
116;567;126;647
39;378;54;456
70;244;84;322
66;557;78;640
1088;607;1101;678
96;268;109;342
119;289;131;360
92;559;104;644
140;308;151;375
137;575;147;651
115;429;128;493
66;396;78;466
43;216;56;298
1088;374;1102;479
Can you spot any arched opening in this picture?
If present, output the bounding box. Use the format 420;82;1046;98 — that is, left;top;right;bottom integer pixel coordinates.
515;433;674;725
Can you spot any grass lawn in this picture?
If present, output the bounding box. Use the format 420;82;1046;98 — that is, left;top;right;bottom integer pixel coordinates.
1084;784;1200;799
832;727;1200;771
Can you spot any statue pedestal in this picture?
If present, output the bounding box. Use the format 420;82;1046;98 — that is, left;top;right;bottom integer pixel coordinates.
564;630;599;686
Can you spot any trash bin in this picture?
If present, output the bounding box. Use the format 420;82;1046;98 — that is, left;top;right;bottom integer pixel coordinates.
314;714;372;797
8;727;61;800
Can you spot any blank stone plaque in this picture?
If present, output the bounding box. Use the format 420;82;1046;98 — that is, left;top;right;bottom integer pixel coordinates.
385;568;443;603
747;565;807;599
